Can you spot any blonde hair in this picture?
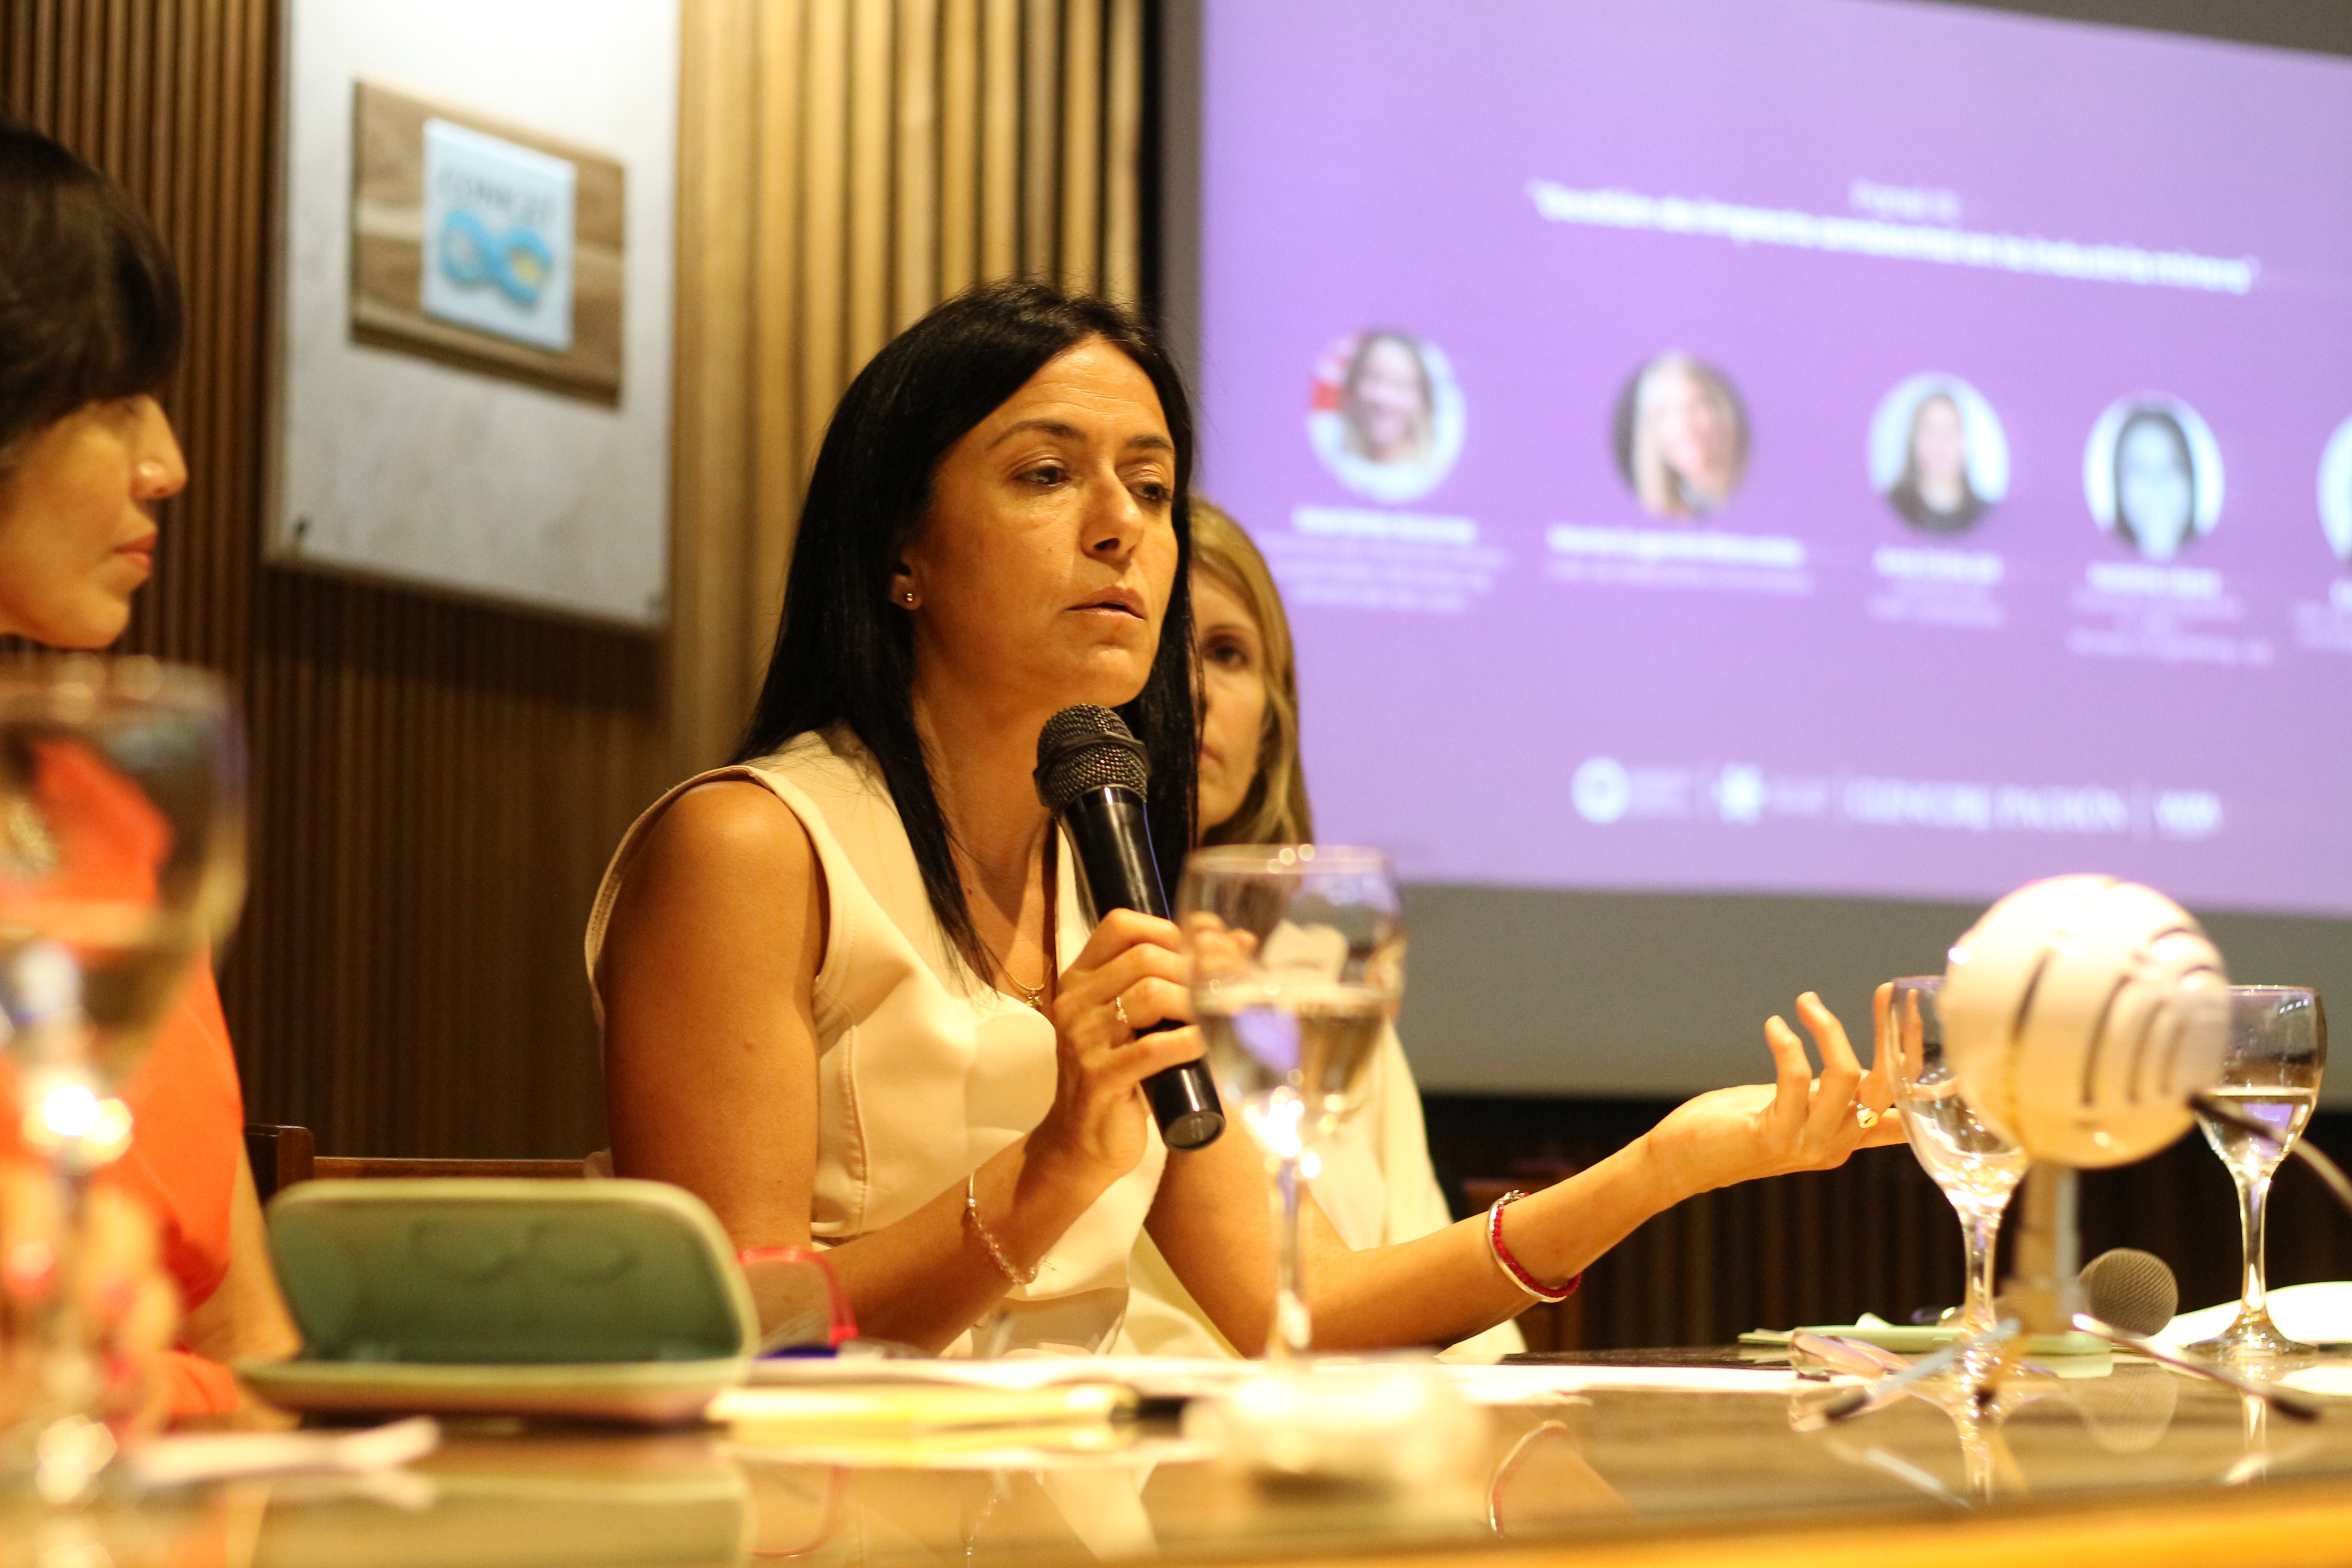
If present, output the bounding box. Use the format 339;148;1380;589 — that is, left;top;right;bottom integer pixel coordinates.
1191;500;1313;847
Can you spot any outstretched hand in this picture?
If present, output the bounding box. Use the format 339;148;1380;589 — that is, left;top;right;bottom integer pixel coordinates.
1640;992;1905;1201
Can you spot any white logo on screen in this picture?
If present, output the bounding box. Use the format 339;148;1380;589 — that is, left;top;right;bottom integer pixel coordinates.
1716;764;1765;825
1572;757;1631;825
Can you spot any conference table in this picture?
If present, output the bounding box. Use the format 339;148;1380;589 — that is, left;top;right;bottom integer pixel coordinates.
17;1349;2352;1568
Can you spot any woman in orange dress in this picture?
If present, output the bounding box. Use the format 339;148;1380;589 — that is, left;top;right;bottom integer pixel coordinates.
0;119;296;1423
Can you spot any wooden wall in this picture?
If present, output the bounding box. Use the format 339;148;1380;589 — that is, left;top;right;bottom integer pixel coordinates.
672;0;1149;767
0;0;1147;1157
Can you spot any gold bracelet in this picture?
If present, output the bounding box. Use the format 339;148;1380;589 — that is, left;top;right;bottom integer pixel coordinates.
965;1172;1038;1286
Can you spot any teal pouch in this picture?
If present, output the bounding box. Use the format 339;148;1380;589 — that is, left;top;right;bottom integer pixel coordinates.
240;1179;757;1424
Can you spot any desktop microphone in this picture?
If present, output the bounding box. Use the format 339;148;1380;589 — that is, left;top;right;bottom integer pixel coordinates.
1939;875;2229;1341
1942;874;2230;1170
1034;705;1225;1151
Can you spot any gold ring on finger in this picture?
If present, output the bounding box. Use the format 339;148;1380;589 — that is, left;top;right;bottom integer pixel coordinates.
1854;1105;1881;1130
1113;995;1131;1031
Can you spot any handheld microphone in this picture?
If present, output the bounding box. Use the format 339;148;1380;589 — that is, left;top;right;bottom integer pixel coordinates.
2079;1247;2179;1338
1034;705;1225;1151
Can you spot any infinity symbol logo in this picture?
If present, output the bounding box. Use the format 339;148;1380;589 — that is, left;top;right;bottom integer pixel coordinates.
436;209;556;307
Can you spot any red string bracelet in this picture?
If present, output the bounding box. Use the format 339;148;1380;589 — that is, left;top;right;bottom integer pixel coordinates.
1485;1189;1580;1303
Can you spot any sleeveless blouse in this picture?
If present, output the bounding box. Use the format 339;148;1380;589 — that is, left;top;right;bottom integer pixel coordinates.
586;727;1167;1357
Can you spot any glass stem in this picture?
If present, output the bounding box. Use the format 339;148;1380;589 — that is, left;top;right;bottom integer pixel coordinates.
1266;1149;1310;1362
2235;1170;2273;1328
1960;1203;2002;1338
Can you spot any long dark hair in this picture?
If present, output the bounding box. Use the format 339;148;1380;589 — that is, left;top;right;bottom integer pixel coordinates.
736;280;1198;984
2112;407;2195;549
0;120;182;470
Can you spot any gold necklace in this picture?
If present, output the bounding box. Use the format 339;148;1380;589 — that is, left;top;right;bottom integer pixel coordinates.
961;847;1049;1012
986;943;1049;1013
968;902;1047;1012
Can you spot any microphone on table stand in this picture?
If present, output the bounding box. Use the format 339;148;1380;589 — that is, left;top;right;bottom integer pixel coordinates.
1033;705;1225;1151
1939;877;2320;1419
1940;874;2230;1334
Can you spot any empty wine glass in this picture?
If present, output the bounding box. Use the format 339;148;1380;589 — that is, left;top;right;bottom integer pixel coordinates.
1888;976;2029;1359
1178;846;1401;1360
2188;985;2327;1365
0;656;245;1501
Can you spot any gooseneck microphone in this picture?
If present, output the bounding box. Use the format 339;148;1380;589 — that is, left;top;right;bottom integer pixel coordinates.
1034;705;1225;1151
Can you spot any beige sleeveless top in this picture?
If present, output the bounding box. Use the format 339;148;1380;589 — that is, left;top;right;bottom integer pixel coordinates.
585;726;1167;1357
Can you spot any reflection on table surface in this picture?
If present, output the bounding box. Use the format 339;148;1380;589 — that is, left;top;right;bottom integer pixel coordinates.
16;1354;2352;1568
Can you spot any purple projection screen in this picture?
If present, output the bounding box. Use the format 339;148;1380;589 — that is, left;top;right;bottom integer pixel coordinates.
1196;0;2352;918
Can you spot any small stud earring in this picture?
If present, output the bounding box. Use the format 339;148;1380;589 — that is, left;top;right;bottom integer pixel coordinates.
902;590;916;605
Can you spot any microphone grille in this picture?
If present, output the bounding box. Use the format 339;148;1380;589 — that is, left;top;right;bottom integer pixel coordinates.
1034;704;1151;814
2080;1247;2179;1338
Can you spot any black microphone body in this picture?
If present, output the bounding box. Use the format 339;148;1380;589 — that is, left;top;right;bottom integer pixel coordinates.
1058;784;1226;1150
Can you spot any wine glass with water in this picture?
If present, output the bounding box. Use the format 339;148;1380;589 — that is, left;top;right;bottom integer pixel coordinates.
0;656;245;1499
2187;985;2327;1364
1178;846;1401;1361
1888;976;2029;1358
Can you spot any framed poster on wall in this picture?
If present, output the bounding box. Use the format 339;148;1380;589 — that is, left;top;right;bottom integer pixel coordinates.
269;0;678;629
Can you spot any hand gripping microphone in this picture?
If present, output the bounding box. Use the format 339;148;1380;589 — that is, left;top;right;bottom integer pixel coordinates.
1034;705;1225;1151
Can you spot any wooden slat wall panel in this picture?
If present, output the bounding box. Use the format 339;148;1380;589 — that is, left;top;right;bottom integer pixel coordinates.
0;5;666;1159
2;2;1146;1158
672;0;1150;765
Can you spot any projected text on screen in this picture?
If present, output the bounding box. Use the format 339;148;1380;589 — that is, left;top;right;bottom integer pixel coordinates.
1198;0;2352;916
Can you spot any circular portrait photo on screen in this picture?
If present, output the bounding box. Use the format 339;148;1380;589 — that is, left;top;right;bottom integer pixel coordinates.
2316;415;2352;565
1306;329;1467;505
2082;395;2224;561
1612;352;1749;521
1868;374;2010;535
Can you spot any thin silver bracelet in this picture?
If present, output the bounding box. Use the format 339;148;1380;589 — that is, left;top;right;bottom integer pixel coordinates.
965;1172;1038;1286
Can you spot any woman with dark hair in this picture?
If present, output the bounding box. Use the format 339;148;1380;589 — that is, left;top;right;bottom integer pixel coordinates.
2112;407;2199;560
1886;391;1987;534
592;281;1898;1358
0;121;297;1421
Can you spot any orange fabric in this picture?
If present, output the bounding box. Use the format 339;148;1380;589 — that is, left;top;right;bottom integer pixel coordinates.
150;1346;242;1418
0;739;243;1417
0;738;170;913
0;965;244;1418
107;966;242;1320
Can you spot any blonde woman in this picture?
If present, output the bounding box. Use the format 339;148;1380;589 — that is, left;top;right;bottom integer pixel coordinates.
1619;353;1748;520
1121;502;1523;1358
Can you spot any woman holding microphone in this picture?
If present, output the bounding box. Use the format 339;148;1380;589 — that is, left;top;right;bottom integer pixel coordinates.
592;280;1900;1356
